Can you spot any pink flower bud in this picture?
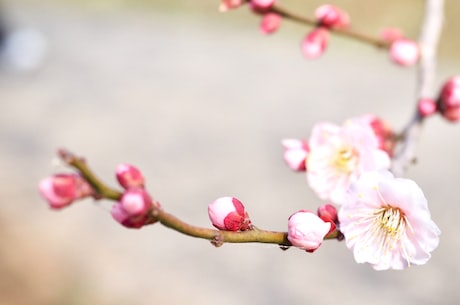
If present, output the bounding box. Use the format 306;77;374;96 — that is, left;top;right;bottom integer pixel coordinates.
418;98;437;117
301;27;329;59
38;173;93;209
389;39;419;66
219;0;244;12
438;76;460;122
359;114;395;157
315;5;350;29
120;188;152;216
380;28;404;43
287;210;331;252
317;203;337;234
281;139;308;171
111;188;158;229
251;0;275;11
260;13;282;35
317;203;337;222
116;163;145;189
208;197;251;231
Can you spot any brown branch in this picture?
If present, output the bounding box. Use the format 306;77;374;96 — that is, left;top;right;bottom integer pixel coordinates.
58;148;339;247
391;0;444;176
271;4;390;49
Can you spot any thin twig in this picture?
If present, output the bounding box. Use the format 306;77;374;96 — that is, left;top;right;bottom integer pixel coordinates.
271;3;390;48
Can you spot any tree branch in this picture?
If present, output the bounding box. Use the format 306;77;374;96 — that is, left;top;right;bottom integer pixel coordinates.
58;148;339;247
391;0;444;176
271;3;390;48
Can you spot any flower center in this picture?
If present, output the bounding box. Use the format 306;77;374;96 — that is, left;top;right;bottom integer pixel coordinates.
377;207;404;237
334;146;358;173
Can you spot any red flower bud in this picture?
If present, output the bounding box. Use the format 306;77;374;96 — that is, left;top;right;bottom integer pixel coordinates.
438;76;460;122
301;27;329;59
116;163;145;189
260;13;282;35
208;197;251;231
38;173;93;209
315;5;350;29
111;188;158;229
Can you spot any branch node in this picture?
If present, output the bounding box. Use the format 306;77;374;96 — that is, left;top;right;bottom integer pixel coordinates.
211;233;224;247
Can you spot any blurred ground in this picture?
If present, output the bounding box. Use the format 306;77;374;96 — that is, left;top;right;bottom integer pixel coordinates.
0;1;460;305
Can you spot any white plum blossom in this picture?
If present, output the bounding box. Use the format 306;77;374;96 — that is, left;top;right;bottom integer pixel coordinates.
306;120;390;203
338;170;441;270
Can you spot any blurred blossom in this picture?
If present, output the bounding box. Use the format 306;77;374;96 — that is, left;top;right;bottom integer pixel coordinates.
307;119;390;203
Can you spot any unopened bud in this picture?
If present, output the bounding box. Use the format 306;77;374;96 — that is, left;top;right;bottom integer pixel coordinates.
301;27;329;59
208;197;251;231
251;0;275;11
317;203;337;234
317;203;337;222
315;5;350;29
219;0;244;12
359;114;395;157
116;163;145;189
418;98;437;117
438;76;460;122
111;188;158;229
38;173;93;209
260;13;282;35
287;210;331;253
380;28;404;43
389;39;419;66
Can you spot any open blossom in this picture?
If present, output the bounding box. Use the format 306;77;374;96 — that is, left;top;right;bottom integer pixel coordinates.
282;138;309;171
287;210;331;252
338;170;441;270
306;120;390;203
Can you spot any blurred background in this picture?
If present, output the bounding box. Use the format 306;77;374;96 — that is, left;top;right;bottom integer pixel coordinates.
1;0;459;304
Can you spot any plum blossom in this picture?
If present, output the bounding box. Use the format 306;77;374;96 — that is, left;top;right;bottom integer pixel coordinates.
306;119;390;203
338;170;441;270
282;138;309;171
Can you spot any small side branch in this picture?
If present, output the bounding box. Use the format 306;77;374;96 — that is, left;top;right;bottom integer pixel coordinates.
58;148;339;247
391;0;444;176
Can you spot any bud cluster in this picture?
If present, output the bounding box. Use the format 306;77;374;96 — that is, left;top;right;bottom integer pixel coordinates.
112;164;160;229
